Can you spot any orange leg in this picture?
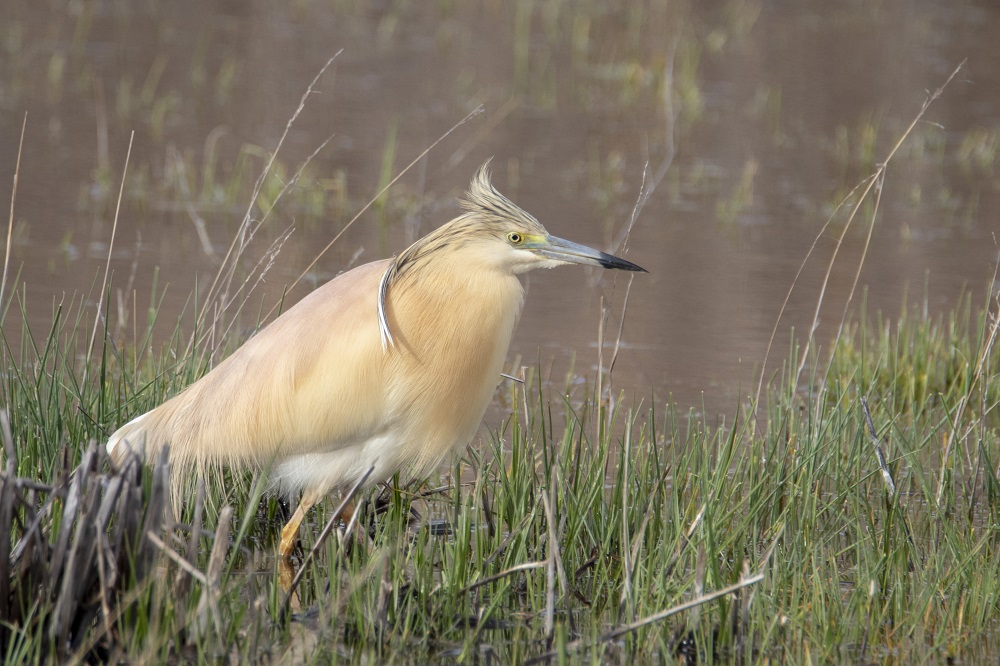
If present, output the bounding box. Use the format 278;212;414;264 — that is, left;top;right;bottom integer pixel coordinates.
279;490;320;559
278;490;360;559
277;556;298;596
277;494;357;597
337;497;356;526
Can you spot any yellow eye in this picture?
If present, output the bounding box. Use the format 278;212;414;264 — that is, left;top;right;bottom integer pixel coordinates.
507;232;523;245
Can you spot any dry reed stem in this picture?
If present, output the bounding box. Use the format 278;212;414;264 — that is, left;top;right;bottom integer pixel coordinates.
85;131;134;381
969;263;1000;509
619;408;634;619
597;34;678;413
193;53;340;347
166;145;216;257
816;169;885;402
596;294;606;434
527;572;766;664
541;490;556;640
210;227;295;354
540;477;568;630
200;133;334;359
689;545;707;632
195;505;232;640
1;113;26;324
446;94;520;169
458;560;547;595
282;465;375;610
753;61;966;416
0;408;14;468
0;443;187;662
147;530;208;584
935;292;1000;506
272;104;485;321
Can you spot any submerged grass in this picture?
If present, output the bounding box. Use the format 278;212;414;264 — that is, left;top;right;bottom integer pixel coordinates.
0;272;998;662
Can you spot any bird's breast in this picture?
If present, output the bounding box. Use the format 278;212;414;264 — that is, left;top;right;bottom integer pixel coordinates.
387;268;524;471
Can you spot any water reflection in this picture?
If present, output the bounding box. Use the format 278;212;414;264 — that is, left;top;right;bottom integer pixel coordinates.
1;0;998;417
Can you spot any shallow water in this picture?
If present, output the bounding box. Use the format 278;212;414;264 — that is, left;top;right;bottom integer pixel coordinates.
1;0;998;418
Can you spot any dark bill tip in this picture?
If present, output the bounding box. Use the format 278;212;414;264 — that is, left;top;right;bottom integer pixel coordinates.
540;235;648;273
597;252;647;273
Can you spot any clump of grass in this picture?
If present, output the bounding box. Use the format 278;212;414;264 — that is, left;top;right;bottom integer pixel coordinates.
0;441;231;663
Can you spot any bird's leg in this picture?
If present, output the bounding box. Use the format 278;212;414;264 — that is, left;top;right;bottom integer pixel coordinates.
279;490;321;559
277;557;298;597
337;497;356;525
278;491;360;560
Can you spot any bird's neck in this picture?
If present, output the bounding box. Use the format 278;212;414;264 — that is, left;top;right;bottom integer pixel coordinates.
389;251;524;355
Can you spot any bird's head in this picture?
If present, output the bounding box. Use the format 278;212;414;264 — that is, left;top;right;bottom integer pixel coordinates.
378;163;646;348
446;162;647;275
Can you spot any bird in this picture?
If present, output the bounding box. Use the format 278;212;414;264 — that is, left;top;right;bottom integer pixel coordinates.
107;162;645;558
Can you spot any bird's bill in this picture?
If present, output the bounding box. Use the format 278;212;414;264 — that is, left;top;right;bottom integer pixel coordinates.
537;236;647;272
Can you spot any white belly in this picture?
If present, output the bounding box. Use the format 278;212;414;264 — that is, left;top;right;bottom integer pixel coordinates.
271;432;405;497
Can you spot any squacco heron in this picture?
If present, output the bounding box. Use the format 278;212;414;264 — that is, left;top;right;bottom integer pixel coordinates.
107;163;644;557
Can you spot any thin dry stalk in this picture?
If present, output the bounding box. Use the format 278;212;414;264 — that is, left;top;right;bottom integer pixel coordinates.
814;169;885;408
604;156;666;421
540;481;567;640
519;366;531;454
86;131;134;379
446;95;520;169
935;292;1000;506
282;465;375;609
0;409;14;469
792;173;879;396
753;61;965;415
606;274;635;385
596;294;606;433
1;113;26;322
969;263;1000;509
147;531;208;585
750;175;872;414
663;503;706;577
689;545;707;632
800;64;965;394
619;409;633;619
458;560;547;595
194;505;232;639
271;104;485;321
209;227;294;355
198;133;334;361
527;572;766;664
596;35;678;408
194;54;340;345
166;145;216;257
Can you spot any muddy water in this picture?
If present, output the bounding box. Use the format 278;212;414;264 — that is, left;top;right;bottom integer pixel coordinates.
1;1;998;418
